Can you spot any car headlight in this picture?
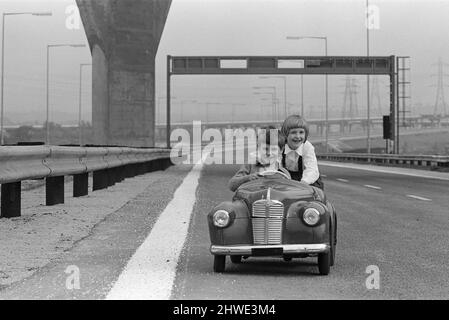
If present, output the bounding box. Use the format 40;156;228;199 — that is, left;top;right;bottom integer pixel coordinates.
303;208;320;226
213;210;230;228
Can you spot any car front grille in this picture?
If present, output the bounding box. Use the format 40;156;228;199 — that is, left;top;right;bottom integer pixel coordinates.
252;200;284;245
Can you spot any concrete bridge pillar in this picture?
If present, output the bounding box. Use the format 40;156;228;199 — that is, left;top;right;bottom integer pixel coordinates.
76;0;172;147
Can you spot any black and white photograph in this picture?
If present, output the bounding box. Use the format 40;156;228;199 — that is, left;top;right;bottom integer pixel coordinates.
0;0;448;307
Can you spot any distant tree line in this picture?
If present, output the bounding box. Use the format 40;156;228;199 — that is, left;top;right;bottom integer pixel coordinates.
3;121;93;146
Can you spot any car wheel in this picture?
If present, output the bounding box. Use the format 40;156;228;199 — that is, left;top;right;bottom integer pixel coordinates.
318;252;330;275
331;214;337;266
230;255;242;264
213;255;226;272
330;244;336;266
283;256;292;262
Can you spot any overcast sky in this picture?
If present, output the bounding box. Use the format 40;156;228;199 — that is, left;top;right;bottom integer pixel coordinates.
1;0;448;124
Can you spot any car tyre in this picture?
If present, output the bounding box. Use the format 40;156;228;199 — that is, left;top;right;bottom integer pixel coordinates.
230;255;242;264
283;256;292;262
330;220;337;266
318;252;330;275
330;244;336;267
213;255;226;272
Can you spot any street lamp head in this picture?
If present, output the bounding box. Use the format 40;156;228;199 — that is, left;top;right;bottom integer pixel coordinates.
252;86;274;89
48;44;86;49
286;35;327;41
32;12;53;16
259;76;286;79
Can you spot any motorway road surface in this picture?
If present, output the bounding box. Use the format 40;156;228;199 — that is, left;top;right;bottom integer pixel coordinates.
0;162;448;299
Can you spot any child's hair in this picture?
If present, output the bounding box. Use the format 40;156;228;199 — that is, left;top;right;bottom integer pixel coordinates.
258;125;285;149
281;115;309;141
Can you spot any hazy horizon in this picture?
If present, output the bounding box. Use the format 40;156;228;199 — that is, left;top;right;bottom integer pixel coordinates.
0;0;448;125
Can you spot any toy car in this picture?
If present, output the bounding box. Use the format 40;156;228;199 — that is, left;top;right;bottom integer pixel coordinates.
207;170;337;275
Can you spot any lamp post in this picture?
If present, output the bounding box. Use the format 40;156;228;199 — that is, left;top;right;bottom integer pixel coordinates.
254;94;280;123
204;102;223;124
259;76;287;118
230;103;245;124
366;0;371;153
253;86;278;120
46;43;86;145
286;35;329;151
78;63;91;146
0;11;52;145
180;99;198;123
157;96;177;124
301;74;304;117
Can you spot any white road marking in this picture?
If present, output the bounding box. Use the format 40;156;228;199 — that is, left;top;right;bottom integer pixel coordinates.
406;194;432;201
321;174;327;178
336;178;348;183
106;155;207;300
364;184;382;190
319;161;449;181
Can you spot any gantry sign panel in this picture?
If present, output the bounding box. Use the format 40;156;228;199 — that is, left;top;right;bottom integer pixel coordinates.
169;56;395;75
166;55;397;152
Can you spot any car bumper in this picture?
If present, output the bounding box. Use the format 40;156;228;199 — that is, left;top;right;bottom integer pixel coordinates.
210;243;329;255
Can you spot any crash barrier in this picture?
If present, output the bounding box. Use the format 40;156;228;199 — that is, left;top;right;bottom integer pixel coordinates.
317;153;449;169
0;146;172;218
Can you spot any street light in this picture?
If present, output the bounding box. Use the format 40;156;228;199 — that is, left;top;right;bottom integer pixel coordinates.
46;43;86;145
253;86;278;120
157;96;177;124
254;93;279;121
0;11;52;145
230;103;245;124
204;102;224;124
366;0;371;153
259;76;287;118
78;63;91;146
179;99;198;123
286;35;329;151
257;97;275;121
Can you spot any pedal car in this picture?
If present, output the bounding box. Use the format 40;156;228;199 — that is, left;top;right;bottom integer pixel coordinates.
207;170;337;275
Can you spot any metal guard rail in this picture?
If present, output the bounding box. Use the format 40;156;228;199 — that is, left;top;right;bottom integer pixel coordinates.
0;146;173;218
317;153;449;168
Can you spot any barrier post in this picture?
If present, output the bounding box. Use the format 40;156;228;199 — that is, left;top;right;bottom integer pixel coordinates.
93;170;108;191
73;173;88;197
1;182;21;218
107;168;115;187
146;161;154;173
138;163;146;175
131;164;138;177
164;158;172;170
118;167;125;182
46;176;64;205
113;167;121;183
124;164;132;178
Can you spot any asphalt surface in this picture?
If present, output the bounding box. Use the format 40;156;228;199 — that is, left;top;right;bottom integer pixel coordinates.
0;164;193;299
1;162;448;299
171;163;449;299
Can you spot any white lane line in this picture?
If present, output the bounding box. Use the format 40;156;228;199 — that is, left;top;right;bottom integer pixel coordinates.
406;194;432;201
336;178;348;183
364;184;382;190
106;156;206;300
318;161;449;181
321;174;327;178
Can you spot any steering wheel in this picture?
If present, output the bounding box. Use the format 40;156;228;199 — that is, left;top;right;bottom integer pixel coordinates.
258;170;291;180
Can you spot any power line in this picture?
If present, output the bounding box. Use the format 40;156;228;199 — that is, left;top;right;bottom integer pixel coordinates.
431;57;449;116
